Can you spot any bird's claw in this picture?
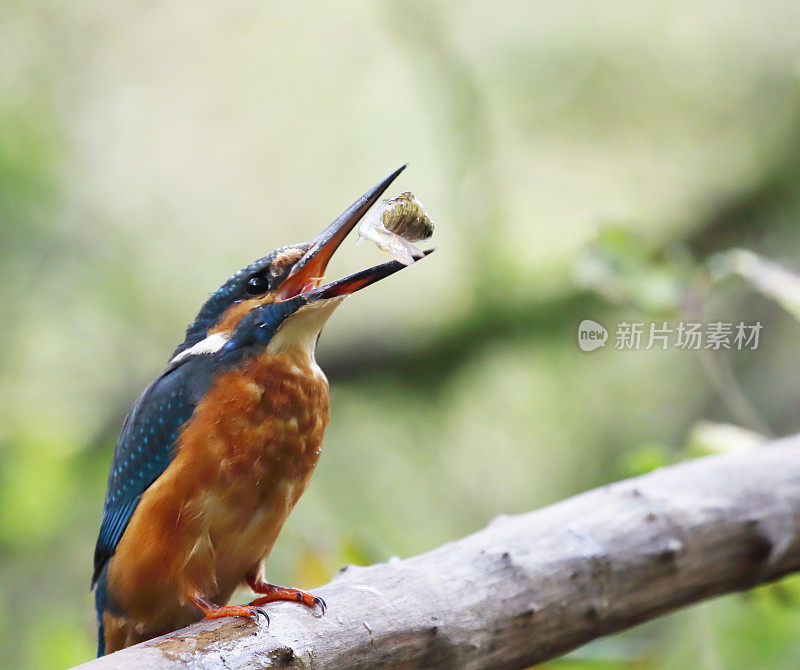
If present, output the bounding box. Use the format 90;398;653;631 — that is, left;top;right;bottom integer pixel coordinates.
292;590;325;615
252;607;270;626
247;584;326;616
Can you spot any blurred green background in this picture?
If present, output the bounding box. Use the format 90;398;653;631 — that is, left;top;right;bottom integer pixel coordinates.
1;2;799;668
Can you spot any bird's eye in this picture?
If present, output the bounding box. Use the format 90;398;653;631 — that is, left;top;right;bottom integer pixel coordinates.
246;276;269;295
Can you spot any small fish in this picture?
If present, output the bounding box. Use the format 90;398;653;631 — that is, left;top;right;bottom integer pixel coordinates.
357;191;434;265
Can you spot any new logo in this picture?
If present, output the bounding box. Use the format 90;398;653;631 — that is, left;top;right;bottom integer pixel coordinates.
578;320;608;352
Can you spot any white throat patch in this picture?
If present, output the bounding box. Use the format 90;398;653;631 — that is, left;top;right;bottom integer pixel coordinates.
266;297;346;361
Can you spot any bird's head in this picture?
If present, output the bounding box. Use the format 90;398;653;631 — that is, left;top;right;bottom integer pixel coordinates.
170;165;428;367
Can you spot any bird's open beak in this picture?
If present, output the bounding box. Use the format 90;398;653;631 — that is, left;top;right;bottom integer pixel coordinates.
305;249;434;301
276;165;431;301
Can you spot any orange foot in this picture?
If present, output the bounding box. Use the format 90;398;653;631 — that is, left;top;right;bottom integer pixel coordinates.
247;573;326;615
190;592;270;625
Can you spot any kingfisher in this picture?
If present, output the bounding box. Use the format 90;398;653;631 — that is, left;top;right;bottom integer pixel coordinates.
92;166;429;656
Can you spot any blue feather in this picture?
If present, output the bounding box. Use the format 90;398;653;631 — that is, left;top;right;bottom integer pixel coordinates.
92;356;217;587
92;292;306;655
92;298;306;589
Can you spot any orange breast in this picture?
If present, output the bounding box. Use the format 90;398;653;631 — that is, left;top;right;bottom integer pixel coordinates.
107;349;329;632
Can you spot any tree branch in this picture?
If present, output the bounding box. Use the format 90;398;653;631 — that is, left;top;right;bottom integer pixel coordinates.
74;435;800;670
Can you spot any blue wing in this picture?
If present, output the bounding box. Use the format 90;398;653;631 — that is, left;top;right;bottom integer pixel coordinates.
92;300;300;589
92;356;218;587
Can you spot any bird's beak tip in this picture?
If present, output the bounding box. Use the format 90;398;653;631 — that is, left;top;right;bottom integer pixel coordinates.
276;166;409;300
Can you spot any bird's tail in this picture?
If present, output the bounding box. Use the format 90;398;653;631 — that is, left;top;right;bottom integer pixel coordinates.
93;565;108;657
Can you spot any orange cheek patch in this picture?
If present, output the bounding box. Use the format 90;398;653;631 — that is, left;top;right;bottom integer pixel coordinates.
209;295;276;335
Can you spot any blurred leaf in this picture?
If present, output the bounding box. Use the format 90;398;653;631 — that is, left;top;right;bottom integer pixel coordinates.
292;548;334;589
576;227;684;314
710;575;800;668
619;443;673;478
24;609;94;670
708;249;800;323
685;421;766;458
540;657;652;669
0;438;75;550
340;534;383;566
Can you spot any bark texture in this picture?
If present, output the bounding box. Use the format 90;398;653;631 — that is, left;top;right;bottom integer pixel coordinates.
74;435;800;670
